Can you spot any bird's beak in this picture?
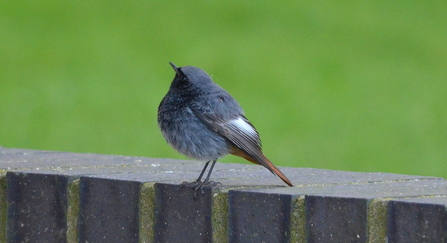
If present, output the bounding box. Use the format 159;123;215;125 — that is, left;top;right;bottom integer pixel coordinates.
169;62;180;74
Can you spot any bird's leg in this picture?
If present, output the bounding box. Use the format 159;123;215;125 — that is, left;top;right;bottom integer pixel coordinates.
195;160;211;182
192;159;219;199
202;159;217;185
194;160;219;188
179;160;220;199
180;160;210;188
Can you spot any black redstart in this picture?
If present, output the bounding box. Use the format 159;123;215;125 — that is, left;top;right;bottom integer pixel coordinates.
158;62;293;190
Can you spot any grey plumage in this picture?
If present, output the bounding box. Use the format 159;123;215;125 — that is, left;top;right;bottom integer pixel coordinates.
158;65;243;160
158;63;293;188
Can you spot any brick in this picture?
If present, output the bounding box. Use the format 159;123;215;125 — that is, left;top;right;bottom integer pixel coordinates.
306;195;367;243
153;183;215;243
387;197;447;243
0;147;199;171
7;172;70;243
4;147;447;243
228;179;447;243
229;190;292;243
78;177;142;243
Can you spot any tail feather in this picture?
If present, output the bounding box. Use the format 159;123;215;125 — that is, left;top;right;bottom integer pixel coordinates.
230;148;293;187
258;154;293;187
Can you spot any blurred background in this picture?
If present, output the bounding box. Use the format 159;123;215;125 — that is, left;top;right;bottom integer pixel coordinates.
1;1;446;177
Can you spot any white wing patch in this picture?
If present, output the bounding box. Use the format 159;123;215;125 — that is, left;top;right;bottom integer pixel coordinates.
232;117;257;136
225;116;261;148
190;107;262;151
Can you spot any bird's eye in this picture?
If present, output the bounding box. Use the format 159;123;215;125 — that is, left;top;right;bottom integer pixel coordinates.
176;75;191;90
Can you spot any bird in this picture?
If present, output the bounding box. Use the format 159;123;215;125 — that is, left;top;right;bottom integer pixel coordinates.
158;62;293;191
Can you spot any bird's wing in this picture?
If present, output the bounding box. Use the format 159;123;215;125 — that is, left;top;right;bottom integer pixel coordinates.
192;107;294;187
192;109;263;160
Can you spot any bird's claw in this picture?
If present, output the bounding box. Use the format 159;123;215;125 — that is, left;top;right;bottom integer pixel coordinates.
178;180;221;200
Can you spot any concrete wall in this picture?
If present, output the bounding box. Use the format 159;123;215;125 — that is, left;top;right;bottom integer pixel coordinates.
1;146;446;243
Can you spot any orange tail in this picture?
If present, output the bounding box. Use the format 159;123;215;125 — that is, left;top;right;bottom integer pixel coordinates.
231;148;293;187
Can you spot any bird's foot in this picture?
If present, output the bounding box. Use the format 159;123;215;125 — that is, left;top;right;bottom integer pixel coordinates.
179;180;221;200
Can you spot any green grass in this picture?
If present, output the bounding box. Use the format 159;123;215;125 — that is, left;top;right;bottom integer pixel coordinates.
1;1;446;177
